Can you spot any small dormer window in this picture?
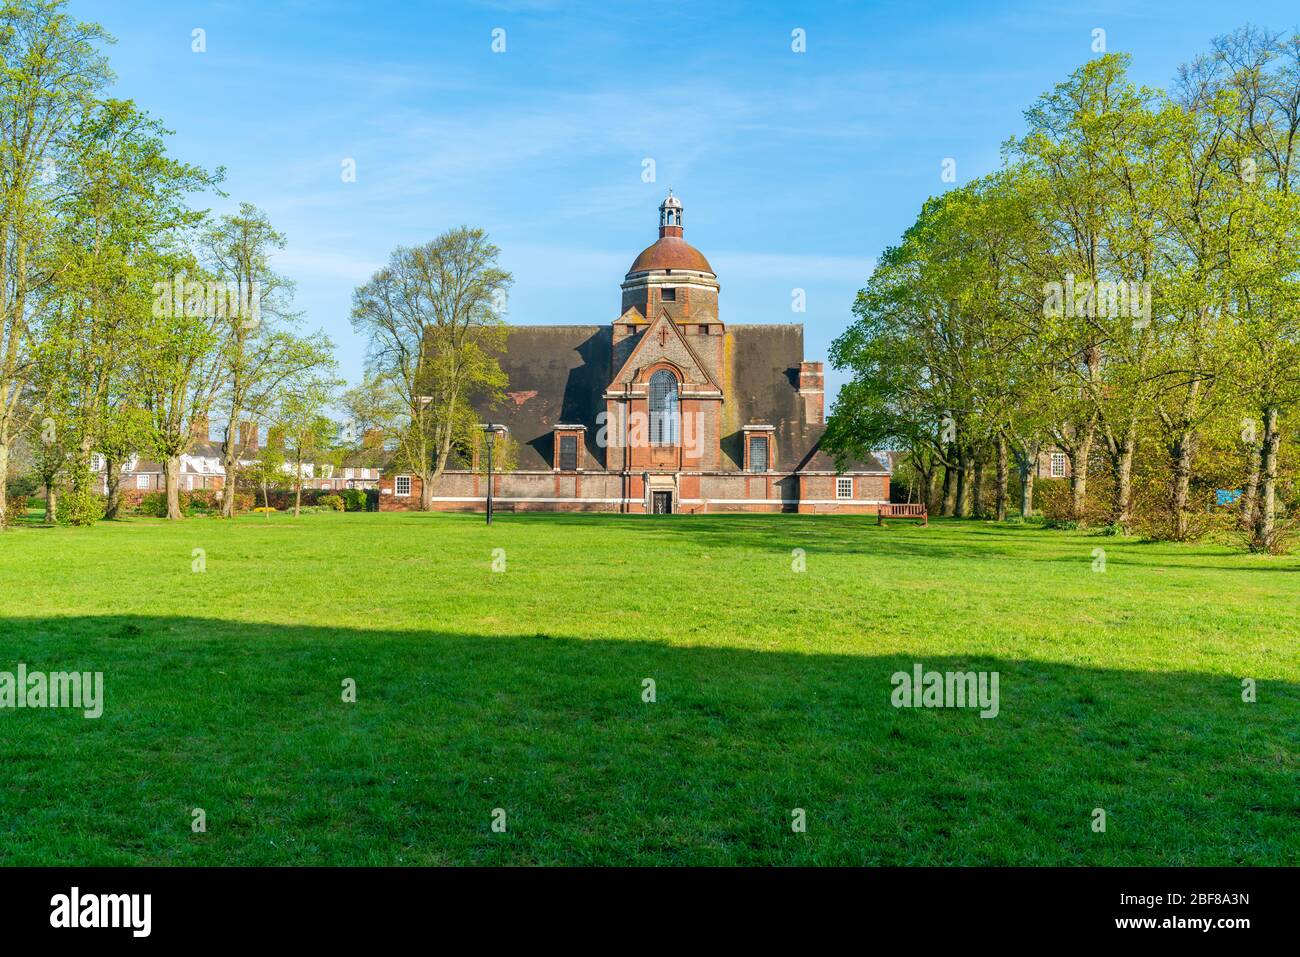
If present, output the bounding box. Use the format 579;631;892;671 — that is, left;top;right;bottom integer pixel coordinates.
661;288;676;302
747;435;769;473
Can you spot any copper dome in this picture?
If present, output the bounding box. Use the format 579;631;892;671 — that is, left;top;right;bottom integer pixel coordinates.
627;236;714;276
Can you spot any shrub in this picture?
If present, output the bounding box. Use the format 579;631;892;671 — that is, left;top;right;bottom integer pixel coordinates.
319;494;345;512
248;487;334;511
186;490;221;515
1044;518;1079;531
342;489;367;512
57;490;106;526
252;506;277;513
134;491;169;517
2;495;29;526
6;473;39;499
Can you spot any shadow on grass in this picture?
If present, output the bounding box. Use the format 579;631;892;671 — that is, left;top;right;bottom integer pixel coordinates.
0;615;1294;867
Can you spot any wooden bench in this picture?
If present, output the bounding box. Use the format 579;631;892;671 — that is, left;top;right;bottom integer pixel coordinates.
877;502;928;526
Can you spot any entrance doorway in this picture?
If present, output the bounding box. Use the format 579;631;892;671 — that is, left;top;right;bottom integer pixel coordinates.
652;491;673;514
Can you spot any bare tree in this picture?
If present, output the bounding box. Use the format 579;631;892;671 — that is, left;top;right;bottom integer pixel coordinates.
351;227;510;510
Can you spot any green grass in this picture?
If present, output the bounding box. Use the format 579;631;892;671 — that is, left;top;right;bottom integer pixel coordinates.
0;511;1295;865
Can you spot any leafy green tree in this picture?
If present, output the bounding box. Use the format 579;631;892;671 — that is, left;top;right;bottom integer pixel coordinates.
243;442;285;513
138;256;226;519
201;203;333;518
44;97;219;520
0;0;112;528
276;369;342;517
1180;27;1300;551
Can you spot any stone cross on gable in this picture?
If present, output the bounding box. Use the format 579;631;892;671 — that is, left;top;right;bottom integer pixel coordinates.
660;325;669;346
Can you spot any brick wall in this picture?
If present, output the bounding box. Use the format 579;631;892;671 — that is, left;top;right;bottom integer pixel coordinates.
380;469;887;514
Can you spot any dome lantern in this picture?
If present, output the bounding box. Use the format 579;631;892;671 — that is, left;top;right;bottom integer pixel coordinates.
659;190;683;236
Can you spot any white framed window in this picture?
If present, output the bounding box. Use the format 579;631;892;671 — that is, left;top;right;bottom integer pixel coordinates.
1050;453;1067;478
836;476;853;500
648;369;679;445
395;475;412;497
186;475;194;490
136;474;150;490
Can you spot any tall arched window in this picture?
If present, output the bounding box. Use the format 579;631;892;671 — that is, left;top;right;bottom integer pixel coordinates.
648;369;679;445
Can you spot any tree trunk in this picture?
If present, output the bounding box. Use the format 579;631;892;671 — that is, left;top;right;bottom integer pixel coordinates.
1239;435;1261;530
294;478;302;518
1108;430;1135;532
420;470;434;511
44;483;57;525
1169;430;1194;541
1015;448;1036;518
165;456;183;520
994;435;1008;522
913;457;934;509
1251;406;1280;553
220;419;243;519
261;480;270;511
0;439;7;527
939;463;954;516
971;452;984;519
103;456;122;520
954;448;970;517
221;445;238;518
1069;428;1094;525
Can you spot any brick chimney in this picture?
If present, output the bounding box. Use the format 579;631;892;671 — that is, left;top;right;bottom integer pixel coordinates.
799;361;824;424
190;414;210;441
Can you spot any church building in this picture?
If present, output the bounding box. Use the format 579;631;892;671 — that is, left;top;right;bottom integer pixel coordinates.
379;193;889;513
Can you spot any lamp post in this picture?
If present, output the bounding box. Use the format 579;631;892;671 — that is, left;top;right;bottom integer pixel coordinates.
482;423;507;525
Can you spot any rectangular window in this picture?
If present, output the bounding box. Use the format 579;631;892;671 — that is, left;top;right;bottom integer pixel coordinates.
559;435;578;471
660;287;676;302
395;475;411;497
136;474;150;490
836;476;853;499
747;435;768;473
698;325;709;335
1050;453;1067;478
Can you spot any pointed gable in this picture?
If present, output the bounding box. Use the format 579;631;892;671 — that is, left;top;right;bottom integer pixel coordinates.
610;310;721;392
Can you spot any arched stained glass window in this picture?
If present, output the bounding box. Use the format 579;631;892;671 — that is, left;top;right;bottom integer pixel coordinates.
648;369;679;445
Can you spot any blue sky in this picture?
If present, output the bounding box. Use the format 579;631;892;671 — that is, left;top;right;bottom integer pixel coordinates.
75;0;1298;404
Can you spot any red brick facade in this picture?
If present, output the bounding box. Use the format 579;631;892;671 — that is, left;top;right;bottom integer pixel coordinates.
380;469;890;515
380;194;890;515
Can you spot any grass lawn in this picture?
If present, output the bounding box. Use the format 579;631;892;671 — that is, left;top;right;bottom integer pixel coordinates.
0;510;1295;865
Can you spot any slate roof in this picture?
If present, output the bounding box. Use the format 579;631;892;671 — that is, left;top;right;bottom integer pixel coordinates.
473;323;888;474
